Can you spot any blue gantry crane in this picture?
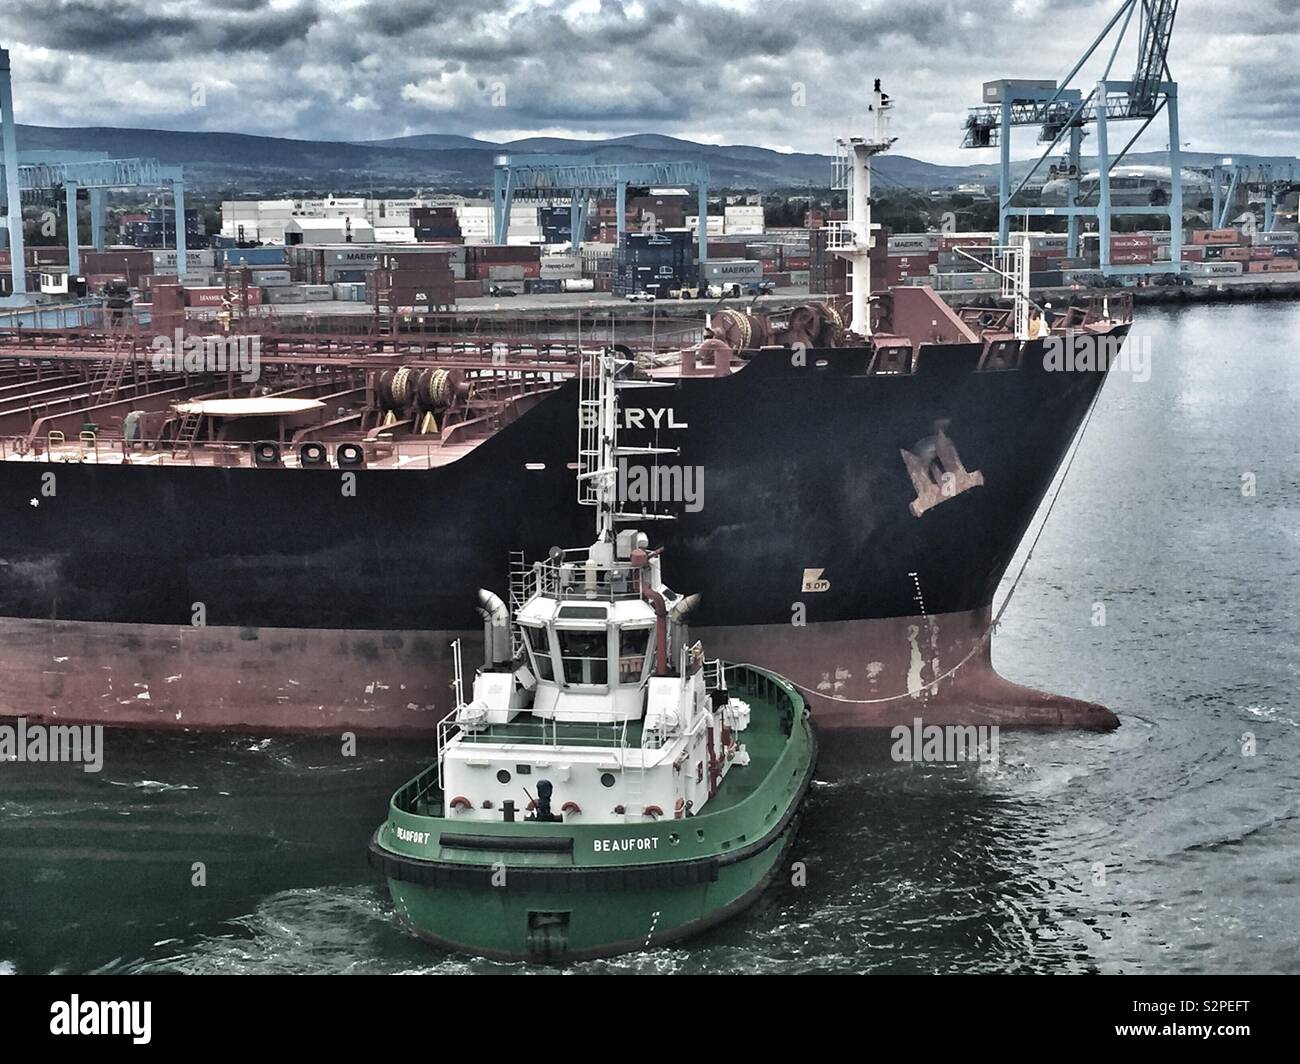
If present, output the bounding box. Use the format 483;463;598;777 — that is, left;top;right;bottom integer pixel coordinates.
1200;156;1300;231
1;46;187;301
491;155;710;266
961;0;1183;275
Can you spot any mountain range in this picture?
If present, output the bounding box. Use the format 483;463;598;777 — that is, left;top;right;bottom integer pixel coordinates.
9;123;1266;196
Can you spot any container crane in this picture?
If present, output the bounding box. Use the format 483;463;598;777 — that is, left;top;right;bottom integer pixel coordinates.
961;0;1183;275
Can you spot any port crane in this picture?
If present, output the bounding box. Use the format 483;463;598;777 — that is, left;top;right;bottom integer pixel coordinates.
1;46;187;301
1198;157;1300;232
961;0;1183;275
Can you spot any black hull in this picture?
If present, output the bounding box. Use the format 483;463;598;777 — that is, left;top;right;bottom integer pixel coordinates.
0;334;1126;732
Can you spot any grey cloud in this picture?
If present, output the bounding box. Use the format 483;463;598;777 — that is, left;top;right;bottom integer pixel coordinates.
3;0;1297;163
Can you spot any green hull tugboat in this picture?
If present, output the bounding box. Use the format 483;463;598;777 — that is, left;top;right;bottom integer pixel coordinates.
368;349;817;962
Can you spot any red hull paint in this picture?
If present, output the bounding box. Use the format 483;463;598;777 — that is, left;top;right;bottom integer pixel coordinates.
0;608;1116;734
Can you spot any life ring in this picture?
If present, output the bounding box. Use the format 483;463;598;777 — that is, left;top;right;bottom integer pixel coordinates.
561;801;581;815
449;795;472;811
643;805;664;820
674;797;685;819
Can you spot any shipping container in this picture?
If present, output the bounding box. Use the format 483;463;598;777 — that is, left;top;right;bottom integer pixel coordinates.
562;278;595;293
1109;249;1155;265
331;282;368;301
218;246;286;267
247;268;292;287
1189;228;1240;246
1252;231;1300;246
185;286;264;307
1184;262;1243;276
262;286;308;305
701;259;764;283
1109;235;1154;251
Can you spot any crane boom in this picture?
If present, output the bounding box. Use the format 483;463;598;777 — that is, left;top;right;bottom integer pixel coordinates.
1130;0;1180;115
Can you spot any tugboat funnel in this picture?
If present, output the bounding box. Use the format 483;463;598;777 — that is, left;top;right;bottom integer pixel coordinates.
476;589;511;667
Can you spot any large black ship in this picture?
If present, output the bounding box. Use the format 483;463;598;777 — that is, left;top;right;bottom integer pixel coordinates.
0;285;1129;734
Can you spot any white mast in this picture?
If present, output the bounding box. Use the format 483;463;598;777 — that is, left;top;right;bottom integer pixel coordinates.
830;79;896;337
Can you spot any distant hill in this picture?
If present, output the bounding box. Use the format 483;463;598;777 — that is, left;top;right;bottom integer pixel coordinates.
10;123;1276;196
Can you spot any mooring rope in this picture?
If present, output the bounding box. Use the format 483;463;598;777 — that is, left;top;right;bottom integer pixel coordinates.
728;360;1112;705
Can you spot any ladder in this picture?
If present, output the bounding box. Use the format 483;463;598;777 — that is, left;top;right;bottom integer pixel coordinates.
622;754;647;824
174;410;203;452
507;550;528;658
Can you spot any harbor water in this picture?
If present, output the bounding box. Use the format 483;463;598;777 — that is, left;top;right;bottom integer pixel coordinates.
2;300;1298;974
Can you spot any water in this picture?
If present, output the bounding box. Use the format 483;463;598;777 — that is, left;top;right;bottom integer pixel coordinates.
2;300;1298;974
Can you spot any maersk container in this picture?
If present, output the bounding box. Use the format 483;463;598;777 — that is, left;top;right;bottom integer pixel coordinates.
248;268;292;287
702;259;763;283
1185;262;1242;276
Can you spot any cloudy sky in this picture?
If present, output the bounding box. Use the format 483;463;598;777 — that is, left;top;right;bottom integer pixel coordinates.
3;0;1297;163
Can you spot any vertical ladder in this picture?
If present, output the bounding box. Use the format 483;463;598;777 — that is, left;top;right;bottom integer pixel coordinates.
622;755;646;824
507;549;528;658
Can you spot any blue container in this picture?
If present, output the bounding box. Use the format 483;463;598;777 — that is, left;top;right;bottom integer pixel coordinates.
220;246;287;268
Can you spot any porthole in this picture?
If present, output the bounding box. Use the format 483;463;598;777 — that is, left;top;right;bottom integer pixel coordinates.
496;769;511;784
600;772;616;788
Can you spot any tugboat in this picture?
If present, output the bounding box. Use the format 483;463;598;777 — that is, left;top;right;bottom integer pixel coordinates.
368;349;817;962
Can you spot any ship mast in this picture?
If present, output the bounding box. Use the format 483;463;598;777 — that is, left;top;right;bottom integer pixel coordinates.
577;349;678;544
830;80;896;337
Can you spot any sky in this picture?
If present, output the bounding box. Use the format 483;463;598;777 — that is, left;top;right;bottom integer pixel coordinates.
3;0;1297;164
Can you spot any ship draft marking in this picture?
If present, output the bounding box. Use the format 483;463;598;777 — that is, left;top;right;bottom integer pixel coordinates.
900;430;985;517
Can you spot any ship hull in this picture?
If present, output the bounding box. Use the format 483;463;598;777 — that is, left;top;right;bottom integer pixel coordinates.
0;332;1125;733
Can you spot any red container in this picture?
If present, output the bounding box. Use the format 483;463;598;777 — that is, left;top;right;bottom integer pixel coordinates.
184;286;263;307
1222;246;1251;262
1250;247;1275;261
938;234;993;252
1265;258;1298;272
1109;249;1154;265
1190;228;1239;246
1110;235;1154;251
1181;247;1206;261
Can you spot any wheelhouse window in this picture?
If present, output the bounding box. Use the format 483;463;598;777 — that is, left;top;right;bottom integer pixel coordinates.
618;626;652;684
557;628;608;685
522;624;554;682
